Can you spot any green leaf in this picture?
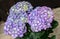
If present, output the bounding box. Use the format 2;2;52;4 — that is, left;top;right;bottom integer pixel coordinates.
51;20;58;29
22;31;31;39
51;35;56;39
25;23;32;32
29;31;45;39
41;29;53;39
15;37;21;39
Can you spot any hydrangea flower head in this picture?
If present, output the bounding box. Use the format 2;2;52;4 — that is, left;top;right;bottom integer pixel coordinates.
28;6;54;32
9;1;33;14
4;17;27;38
4;10;28;38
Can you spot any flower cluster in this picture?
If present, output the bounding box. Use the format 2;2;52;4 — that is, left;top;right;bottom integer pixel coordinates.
9;1;33;14
4;1;54;38
4;20;26;38
28;6;54;32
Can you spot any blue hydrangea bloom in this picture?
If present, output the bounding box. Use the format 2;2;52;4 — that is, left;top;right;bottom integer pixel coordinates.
28;6;54;32
9;1;33;14
7;12;28;23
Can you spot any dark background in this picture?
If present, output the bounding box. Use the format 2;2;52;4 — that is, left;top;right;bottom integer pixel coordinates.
0;0;60;21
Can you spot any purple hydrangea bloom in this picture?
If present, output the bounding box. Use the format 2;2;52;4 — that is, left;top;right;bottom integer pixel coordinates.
28;6;54;32
9;1;33;14
4;20;26;38
4;13;27;38
4;12;27;38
